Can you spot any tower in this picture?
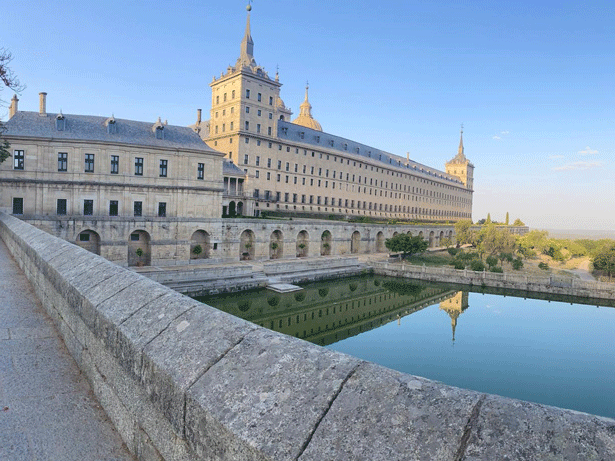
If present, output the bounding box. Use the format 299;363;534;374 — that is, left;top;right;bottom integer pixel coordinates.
445;127;474;191
202;4;291;165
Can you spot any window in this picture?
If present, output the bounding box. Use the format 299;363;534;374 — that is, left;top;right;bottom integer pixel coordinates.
56;199;67;215
135;158;143;175
197;163;204;179
244;154;249;164
245;106;250;114
84;199;93;216
130;233;140;241
255;170;260;178
277;160;282;169
257;109;261;116
158;202;166;217
232;90;235;99
58;152;67;172
12;150;24;170
223;93;227;102
255;156;260;166
230;121;234;130
159;159;168;177
257;92;262;102
80;233;90;242
110;155;119;174
246;89;250;99
85;154;95;173
266;172;270;180
12;197;23;215
134;201;142;217
245;121;249;130
285;162;290;171
269;112;273;119
256;124;261;133
267;158;272;168
269;96;273;105
253;189;260;198
268;127;272;136
109;200;118;216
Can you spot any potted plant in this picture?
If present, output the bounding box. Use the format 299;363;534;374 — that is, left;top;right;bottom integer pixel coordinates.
135;247;144;266
192;244;203;256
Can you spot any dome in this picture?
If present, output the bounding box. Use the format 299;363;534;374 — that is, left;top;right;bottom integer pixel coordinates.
291;85;322;132
276;96;286;110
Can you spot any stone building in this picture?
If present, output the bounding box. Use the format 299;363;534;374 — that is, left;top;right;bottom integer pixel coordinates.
194;7;474;221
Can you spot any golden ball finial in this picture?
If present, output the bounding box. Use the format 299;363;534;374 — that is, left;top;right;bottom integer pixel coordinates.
246;3;252;11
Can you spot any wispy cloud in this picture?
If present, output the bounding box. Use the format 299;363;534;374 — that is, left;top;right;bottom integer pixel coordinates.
548;155;564;160
578;146;598;155
552;161;602;171
501;131;509;135
492;135;501;140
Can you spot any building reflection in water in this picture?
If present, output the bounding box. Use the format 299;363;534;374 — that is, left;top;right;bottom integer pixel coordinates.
198;277;469;347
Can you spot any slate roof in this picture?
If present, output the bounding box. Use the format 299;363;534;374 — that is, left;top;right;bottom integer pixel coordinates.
223;160;246;177
4;111;217;153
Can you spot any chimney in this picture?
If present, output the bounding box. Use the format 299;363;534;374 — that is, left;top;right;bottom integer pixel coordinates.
39;92;47;116
9;94;19;118
197;108;202;124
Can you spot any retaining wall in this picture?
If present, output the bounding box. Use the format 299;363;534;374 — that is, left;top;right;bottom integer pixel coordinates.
0;212;613;461
371;261;615;301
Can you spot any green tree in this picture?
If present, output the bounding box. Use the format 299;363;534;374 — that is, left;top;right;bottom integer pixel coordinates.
505;212;510;226
592;245;615;277
478;224;516;257
454;219;474;246
485;255;499;269
485;213;492;225
512;218;525;226
1;48;25;163
385;234;429;258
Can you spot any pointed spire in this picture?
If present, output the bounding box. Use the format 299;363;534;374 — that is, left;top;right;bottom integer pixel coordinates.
458;124;464;156
237;3;255;67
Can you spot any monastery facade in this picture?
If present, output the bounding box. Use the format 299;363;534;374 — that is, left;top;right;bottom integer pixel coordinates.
194;7;474;221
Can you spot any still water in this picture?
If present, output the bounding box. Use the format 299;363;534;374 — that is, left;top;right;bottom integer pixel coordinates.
197;275;615;419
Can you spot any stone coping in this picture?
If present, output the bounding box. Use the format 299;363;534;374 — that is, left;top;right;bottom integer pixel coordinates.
0;212;613;461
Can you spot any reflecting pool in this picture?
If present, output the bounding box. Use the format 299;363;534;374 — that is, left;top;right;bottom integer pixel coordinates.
197;275;615;419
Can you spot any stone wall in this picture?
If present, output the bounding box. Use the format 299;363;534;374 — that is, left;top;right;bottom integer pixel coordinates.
371;261;615;301
1;212;612;461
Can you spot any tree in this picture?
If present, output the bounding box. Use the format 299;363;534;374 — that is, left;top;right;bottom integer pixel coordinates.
592;245;615;278
512;218;525;226
485;213;492;225
454;219;474;246
505;212;510;226
1;48;25;163
385;234;429;258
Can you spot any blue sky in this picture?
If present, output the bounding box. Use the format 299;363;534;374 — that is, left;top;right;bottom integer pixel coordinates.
2;1;613;230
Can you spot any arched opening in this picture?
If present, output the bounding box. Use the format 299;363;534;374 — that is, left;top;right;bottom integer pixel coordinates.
228;201;237;217
321;230;332;256
419;231;424;238
296;230;309;258
76;230;100;255
128;230;151;267
429;231;435;248
351;231;361;254
407;231;413;236
376;231;385;252
237;201;244;217
270;230;283;259
190;230;210;260
279;115;285;121
439;231;444;247
393;231;399;237
240;229;255;260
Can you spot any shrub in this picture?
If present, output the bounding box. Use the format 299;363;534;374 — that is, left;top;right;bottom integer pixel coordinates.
192;244;202;255
447;247;459;256
490;266;503;273
270;242;278;250
470;260;485;271
486;255;499;268
538;262;549;270
452;260;466;270
135;248;144;257
512;258;524;270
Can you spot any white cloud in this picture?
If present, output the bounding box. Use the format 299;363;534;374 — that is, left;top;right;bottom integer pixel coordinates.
492;135;501;140
552;161;602;171
548;155;564;160
501;131;510;135
578;146;598;155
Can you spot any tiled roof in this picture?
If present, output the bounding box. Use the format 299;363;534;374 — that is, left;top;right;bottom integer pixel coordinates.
223;160;246;177
4;111;218;153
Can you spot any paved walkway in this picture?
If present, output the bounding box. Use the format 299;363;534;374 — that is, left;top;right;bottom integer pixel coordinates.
0;239;135;461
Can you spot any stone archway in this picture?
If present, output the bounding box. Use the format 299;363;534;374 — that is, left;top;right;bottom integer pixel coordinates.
228;201;237;217
77;230;100;255
128;230;151;267
237;201;244;216
240;229;255;260
351;231;361;254
270;230;283;259
439;231;444;247
376;231;385;252
429;231;435;248
321;230;332;256
296;230;309;258
190;230;210;260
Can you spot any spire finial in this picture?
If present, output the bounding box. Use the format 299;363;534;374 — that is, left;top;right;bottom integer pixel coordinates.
458;124;465;157
304;81;310;102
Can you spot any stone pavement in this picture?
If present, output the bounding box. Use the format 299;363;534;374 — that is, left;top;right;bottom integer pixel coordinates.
0;238;135;461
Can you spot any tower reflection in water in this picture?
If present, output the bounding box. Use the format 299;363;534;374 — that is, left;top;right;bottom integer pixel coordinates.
197;276;468;347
